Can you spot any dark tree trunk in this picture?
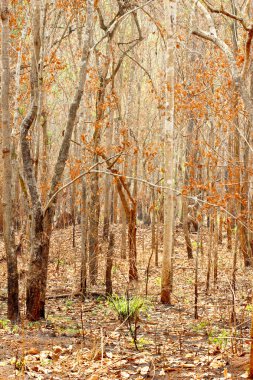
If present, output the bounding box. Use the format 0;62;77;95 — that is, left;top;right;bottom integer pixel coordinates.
106;231;114;295
26;211;52;320
128;208;138;281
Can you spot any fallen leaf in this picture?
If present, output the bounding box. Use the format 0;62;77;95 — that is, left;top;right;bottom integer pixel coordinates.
26;347;40;355
121;371;130;378
140;366;150;375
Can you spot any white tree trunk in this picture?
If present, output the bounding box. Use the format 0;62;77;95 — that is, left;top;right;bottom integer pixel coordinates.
161;0;177;304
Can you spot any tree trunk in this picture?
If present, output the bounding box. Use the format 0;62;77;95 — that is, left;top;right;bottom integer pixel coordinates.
89;165;100;284
128;207;138;281
249;305;253;378
106;231;114;295
1;0;20;321
161;0;177;304
121;206;127;259
103;112;114;240
81;176;88;297
182;198;193;259
26;212;51;320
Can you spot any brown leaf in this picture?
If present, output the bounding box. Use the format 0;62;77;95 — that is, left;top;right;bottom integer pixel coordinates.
26;347;40;355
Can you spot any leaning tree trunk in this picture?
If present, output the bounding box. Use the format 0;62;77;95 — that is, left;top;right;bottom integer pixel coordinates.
1;0;20;321
161;0;177;304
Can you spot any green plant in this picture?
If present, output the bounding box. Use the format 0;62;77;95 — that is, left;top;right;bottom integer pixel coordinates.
192;241;198;249
191;320;209;333
11;325;19;334
133;336;153;348
65;299;73;309
208;328;229;350
107;295;147;322
246;304;253;312
186;277;194;285
28;321;41;329
14;356;26;371
107;295;149;351
0;319;10;329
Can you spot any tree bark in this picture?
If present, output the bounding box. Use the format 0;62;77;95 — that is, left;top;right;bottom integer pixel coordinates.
1;0;20;321
161;0;177;304
106;231;114;295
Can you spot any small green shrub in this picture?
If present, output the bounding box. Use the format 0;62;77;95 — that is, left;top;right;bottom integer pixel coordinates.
107;295;148;323
246;304;253;312
0;319;10;329
191;320;209;333
208;328;229;350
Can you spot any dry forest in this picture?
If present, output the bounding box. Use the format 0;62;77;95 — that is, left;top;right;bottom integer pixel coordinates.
2;0;253;379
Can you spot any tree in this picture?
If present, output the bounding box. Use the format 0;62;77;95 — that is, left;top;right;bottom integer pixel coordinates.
21;0;94;320
161;0;177;303
191;1;253;267
1;0;19;321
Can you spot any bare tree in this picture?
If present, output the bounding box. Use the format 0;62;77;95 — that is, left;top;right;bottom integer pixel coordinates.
161;0;177;304
1;0;19;321
20;0;94;320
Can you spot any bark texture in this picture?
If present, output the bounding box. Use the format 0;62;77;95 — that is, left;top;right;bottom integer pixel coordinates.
161;0;177;304
1;0;20;321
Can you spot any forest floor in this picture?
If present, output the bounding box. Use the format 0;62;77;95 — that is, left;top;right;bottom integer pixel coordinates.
0;224;252;379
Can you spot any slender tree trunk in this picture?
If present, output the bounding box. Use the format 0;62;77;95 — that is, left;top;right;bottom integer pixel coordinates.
213;212;219;285
151;188;156;263
1;0;20;321
206;216;213;294
89;164;100;284
121;203;127;259
81;176;88;297
182;117;194;259
120;142;129;259
128;207;138;281
218;214;223;244
89;57;109;283
182;198;193;259
103;112;114;241
106;231;114;295
112;168;138;281
161;0;177;304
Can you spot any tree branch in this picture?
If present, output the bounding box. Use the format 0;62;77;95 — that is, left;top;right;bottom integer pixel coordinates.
49;0;93;201
44;153;123;213
201;0;250;30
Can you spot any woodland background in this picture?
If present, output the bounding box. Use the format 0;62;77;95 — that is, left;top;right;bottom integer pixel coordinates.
1;0;253;378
